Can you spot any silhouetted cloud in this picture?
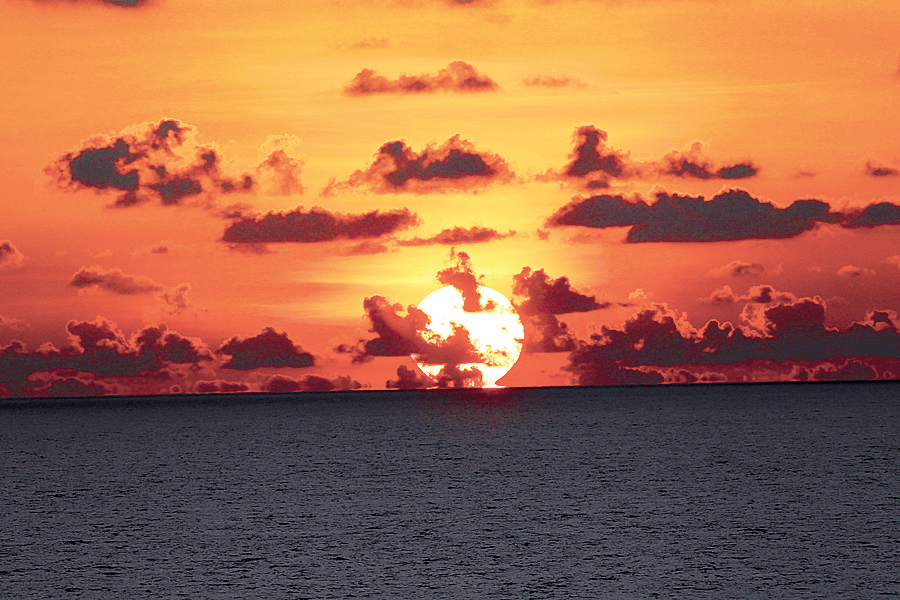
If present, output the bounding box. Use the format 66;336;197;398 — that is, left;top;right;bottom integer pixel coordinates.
195;380;250;394
512;267;604;316
70;266;164;294
436;249;491;312
566;298;900;385
0;241;25;271
705;284;796;305
260;374;361;394
397;226;515;246
842;202;900;228
564;126;629;179
217;328;314;370
347;294;483;366
344;61;498;95
48;119;303;207
433;364;484;388
0;318;212;397
660;142;759;180
523;314;578;353
221;207;420;244
548;189;848;242
326;135;513;194
385;365;435;389
865;161;899;177
708;260;764;277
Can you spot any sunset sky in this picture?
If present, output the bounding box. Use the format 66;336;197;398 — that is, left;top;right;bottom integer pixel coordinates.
2;0;900;397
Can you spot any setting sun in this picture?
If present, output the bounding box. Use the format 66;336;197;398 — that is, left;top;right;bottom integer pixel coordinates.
413;285;524;388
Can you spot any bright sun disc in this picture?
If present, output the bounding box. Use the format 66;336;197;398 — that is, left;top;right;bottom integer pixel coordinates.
412;285;524;388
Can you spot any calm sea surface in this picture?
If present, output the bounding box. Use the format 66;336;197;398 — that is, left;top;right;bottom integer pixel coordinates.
2;383;899;599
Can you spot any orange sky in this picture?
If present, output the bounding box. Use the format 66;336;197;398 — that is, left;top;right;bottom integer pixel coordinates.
2;0;900;397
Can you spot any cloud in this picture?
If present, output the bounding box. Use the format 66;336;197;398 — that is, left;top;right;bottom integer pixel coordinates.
344;61;498;95
221;207;420;244
347;294;483;367
326;135;513;195
47;119;303;207
547;189;851;243
708;260;765;277
70;266;164;295
0;241;25;271
385;365;435;389
522;313;578;353
522;76;587;88
512;267;604;316
842;202;900;228
432;364;484;388
260;374;361;394
68;266;196;314
0;318;213;397
397;226;515;246
565;297;900;385
195;379;251;394
837;265;876;277
217;328;315;370
436;249;492;312
349;38;389;50
563;125;630;187
706;284;796;306
660;142;759;180
865;161;899;177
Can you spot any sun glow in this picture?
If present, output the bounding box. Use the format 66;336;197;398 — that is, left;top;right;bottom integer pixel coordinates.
413;285;524;388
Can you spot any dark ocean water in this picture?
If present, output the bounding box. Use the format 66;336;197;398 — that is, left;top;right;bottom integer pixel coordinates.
1;382;899;599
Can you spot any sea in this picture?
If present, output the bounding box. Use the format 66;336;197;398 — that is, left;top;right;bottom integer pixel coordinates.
1;382;898;599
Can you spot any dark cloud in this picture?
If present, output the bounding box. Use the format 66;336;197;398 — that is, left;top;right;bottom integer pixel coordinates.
385;365;435;389
706;284;796;306
48;119;302;207
348;295;482;366
566;298;900;385
70;266;164;295
195;380;250;394
69;266;196;314
397;226;515;247
842;202;900;228
217;327;315;370
708;260;765;277
865;161;899;177
327;135;513;195
560;126;631;187
344;61;498;96
512;266;604;316
0;318;212;397
660;142;759;180
432;364;484;388
548;189;846;243
0;240;25;271
221;207;420;244
436;249;492;312
260;374;361;394
522;76;587;88
522;314;578;353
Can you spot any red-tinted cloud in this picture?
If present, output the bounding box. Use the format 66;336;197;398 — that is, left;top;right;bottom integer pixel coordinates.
48;119;302;207
708;260;765;277
260;374;361;394
865;161;899;177
522;76;587;88
195;379;251;394
217;328;315;370
344;61;498;95
326;135;513;194
70;266;164;295
397;226;515;246
221;207;420;244
0;241;25;271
